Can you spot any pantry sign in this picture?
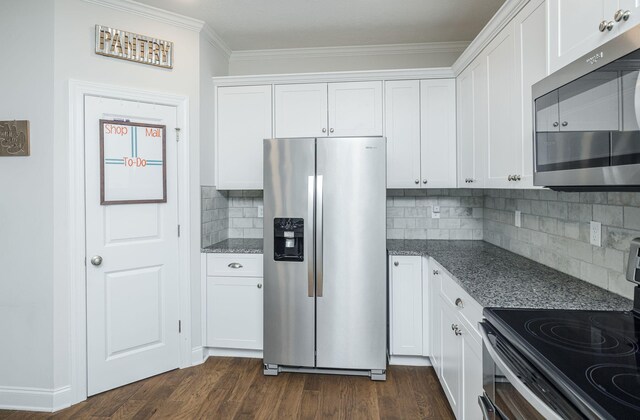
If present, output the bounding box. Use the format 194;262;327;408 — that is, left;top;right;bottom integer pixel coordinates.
95;25;173;69
100;120;166;205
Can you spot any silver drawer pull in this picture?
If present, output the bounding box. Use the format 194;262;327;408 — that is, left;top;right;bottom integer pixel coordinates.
228;262;243;269
455;297;464;308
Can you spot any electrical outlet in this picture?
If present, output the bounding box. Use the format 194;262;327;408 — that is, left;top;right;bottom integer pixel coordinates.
590;221;601;247
515;211;521;228
432;205;440;219
258;205;264;218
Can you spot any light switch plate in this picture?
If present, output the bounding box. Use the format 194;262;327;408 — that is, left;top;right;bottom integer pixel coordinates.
515;210;521;228
432;205;440;219
590;221;601;247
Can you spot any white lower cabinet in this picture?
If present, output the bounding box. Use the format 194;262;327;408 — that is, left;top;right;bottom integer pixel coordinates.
389;255;424;356
205;254;264;351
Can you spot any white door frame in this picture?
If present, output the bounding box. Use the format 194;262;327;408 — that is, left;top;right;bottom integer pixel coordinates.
68;80;192;404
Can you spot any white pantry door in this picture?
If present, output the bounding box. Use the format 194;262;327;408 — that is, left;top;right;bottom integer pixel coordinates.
84;96;180;396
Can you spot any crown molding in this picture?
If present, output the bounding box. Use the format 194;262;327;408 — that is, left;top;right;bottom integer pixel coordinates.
451;0;530;75
201;24;232;59
81;0;205;32
229;41;469;62
212;67;455;87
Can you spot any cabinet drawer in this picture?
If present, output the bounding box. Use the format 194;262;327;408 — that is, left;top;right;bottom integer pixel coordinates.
207;253;263;277
437;265;483;337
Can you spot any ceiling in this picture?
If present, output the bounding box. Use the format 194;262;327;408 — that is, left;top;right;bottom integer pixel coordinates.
137;0;507;51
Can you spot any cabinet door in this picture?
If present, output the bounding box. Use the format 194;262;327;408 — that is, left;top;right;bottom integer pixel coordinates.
471;57;488;188
217;85;272;189
461;332;484;420
486;29;519;188
389;256;423;356
558;71;620;131
549;0;609;73
439;297;462;417
420;79;457;188
618;0;640;34
457;68;476;187
385;80;421;188
274;83;328;138
429;266;443;372
328;81;383;137
206;276;263;349
515;0;549;188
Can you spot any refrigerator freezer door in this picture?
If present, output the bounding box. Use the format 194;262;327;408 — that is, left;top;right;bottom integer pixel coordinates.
263;138;316;368
315;137;387;370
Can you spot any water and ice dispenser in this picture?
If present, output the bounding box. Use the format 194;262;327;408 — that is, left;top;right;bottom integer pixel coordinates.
273;218;304;262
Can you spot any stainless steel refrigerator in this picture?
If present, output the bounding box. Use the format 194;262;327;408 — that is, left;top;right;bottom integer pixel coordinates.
263;137;387;381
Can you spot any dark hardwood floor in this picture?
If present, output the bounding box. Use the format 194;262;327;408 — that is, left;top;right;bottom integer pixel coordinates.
0;357;454;419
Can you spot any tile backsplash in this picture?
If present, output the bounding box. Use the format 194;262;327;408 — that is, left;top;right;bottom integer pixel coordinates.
201;186;229;247
483;190;638;300
227;190;264;239
387;189;484;240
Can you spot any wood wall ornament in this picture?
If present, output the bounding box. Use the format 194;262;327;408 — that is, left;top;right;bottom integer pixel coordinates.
0;120;30;156
95;25;173;69
100;120;167;205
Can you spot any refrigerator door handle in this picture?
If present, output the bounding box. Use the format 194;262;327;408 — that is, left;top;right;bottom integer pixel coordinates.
307;175;315;298
316;175;324;297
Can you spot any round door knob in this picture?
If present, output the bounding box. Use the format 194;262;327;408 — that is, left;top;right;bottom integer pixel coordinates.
561;121;568;127
257;283;262;289
90;255;103;266
423;179;427;184
553;122;559;127
615;9;631;22
394;261;399;267
329;128;334;133
599;20;614;32
415;179;419;184
322;128;327;133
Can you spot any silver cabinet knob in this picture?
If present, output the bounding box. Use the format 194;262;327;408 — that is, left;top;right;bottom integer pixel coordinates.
329;128;334;133
455;297;464;308
90;255;103;266
516;175;522;181
508;175;513;181
469;178;474;183
322;128;327;133
257;283;262;289
561;121;568;127
423;179;427;184
415;179;419;184
553;122;559;127
599;20;614;32
451;323;458;331
228;262;243;269
454;327;463;336
394;261;399;267
433;269;439;275
615;9;631;22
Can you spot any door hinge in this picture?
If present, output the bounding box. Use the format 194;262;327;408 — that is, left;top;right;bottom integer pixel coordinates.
178;320;182;333
178;224;181;237
175;127;181;142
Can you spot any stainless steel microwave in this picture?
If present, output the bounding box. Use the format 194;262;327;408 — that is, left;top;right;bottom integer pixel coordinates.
533;24;640;190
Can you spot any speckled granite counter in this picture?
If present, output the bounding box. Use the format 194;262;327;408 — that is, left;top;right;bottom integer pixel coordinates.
202;239;263;254
388;240;632;311
202;238;632;311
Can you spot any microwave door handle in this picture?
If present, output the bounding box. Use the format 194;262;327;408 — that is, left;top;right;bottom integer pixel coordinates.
479;322;563;420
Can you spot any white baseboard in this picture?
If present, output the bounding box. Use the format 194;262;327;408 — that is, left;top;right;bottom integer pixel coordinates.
191;346;205;366
206;347;263;359
389;355;432;366
0;385;71;413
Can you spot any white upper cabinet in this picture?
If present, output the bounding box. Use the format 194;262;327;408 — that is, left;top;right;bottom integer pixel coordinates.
471;59;489;189
485;29;519;188
385;80;422;188
549;0;640;73
420;79;457;188
274;83;328;138
328;81;383;137
515;0;550;187
217;85;272;190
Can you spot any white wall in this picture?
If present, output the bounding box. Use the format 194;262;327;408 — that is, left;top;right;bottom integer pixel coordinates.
52;0;203;407
228;44;465;75
0;0;56;400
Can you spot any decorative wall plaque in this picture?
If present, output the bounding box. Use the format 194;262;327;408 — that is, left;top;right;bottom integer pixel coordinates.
100;120;166;205
0;120;30;156
95;25;173;69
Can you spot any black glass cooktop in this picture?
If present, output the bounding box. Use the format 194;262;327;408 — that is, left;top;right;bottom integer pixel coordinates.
485;308;640;420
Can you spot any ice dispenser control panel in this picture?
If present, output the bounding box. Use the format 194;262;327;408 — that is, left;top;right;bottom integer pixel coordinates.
274;218;304;262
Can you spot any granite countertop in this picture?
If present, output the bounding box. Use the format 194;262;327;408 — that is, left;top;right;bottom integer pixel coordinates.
202;238;263;254
202;238;632;311
388;239;632;311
